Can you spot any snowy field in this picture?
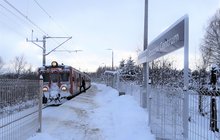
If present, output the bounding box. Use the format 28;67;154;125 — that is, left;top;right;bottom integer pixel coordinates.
28;83;155;140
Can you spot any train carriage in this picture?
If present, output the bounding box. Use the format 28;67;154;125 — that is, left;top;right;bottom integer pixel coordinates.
38;61;91;105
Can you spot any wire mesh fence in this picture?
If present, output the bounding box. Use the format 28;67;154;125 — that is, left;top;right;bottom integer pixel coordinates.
118;81;142;106
103;71;142;105
0;79;41;140
148;86;184;140
188;88;220;140
102;68;220;140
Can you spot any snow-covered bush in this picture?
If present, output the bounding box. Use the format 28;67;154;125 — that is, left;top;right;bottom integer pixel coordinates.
119;57;142;83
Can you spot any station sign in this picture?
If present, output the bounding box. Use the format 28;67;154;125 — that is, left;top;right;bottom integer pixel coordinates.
138;15;188;64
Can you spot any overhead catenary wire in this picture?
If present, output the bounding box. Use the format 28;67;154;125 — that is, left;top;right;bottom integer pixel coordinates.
3;0;48;36
0;11;25;38
33;0;70;37
33;0;73;51
1;0;61;52
1;0;72;55
0;3;32;38
33;0;51;18
0;3;23;23
0;2;44;40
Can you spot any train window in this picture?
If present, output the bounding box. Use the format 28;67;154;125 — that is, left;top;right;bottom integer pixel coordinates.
61;73;69;81
50;73;60;82
42;73;49;82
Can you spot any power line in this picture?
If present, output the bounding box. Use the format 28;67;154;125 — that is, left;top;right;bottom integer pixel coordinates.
33;0;72;51
0;3;31;29
33;0;51;18
1;0;73;54
0;3;33;38
33;0;70;37
0;3;21;21
0;11;25;38
3;0;48;36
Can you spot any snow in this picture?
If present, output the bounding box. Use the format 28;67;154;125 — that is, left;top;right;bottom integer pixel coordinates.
104;70;118;75
28;83;155;140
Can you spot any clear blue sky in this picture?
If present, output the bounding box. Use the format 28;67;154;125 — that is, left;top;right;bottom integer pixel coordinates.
0;0;219;72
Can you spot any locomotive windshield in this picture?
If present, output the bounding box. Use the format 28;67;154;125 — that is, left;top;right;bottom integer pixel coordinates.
41;72;69;82
61;73;69;82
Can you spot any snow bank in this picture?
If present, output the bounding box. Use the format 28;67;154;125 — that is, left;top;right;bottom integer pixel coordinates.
91;83;155;140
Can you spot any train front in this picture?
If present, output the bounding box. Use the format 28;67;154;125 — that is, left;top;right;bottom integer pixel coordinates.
38;61;72;105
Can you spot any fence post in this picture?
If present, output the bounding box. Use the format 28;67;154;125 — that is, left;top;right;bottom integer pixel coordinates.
141;86;146;108
116;72;120;90
218;96;220;131
148;93;152;127
38;75;43;133
210;97;218;132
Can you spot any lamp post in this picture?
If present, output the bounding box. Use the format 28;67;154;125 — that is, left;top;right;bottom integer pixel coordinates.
106;49;114;70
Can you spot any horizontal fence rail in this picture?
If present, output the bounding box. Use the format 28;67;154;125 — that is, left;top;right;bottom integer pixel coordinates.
0;79;41;140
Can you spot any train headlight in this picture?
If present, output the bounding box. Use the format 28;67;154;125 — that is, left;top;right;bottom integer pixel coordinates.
61;85;67;91
51;61;58;67
43;86;48;92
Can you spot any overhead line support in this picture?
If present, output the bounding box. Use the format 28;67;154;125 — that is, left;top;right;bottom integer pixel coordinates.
27;34;72;66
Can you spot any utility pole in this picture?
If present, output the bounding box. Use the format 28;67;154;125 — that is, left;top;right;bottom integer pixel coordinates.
26;31;72;66
142;0;148;108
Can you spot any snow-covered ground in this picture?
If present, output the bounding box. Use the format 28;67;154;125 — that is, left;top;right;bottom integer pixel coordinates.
28;83;155;140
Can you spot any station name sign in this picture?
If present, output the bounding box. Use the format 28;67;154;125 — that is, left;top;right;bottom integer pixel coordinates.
138;15;188;64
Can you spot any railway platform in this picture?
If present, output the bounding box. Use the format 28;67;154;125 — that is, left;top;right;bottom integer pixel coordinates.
28;83;155;140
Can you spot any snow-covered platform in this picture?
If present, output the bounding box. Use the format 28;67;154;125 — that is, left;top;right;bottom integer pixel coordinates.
28;83;155;140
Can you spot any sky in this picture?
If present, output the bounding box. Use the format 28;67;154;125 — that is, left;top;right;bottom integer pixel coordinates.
27;83;155;140
0;0;220;72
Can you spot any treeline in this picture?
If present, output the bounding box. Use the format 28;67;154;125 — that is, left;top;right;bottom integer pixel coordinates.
0;55;38;80
149;59;210;89
0;72;38;80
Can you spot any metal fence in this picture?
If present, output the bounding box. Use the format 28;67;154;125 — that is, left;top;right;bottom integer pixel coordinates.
0;79;42;140
103;71;142;105
146;84;220;140
148;85;184;140
118;81;142;106
103;72;220;140
104;73;185;139
188;89;220;140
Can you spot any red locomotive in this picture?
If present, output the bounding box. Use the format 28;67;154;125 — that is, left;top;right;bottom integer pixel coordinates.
38;61;91;104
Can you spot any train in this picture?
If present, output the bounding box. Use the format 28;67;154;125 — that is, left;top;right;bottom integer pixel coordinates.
38;61;91;105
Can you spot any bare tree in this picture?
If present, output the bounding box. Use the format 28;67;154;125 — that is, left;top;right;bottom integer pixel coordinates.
12;55;27;77
200;9;220;67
